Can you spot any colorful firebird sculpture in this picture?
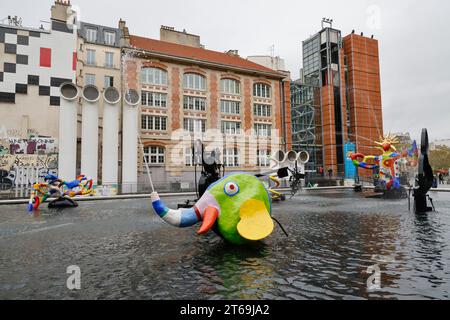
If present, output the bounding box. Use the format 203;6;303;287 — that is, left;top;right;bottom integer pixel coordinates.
151;173;274;245
350;133;418;190
28;174;94;211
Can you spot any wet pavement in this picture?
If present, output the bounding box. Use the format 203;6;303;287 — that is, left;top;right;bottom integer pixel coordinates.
0;190;450;300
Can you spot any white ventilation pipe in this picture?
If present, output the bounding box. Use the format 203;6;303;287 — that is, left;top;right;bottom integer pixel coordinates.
271;150;287;164
58;82;79;180
297;151;310;165
286;150;298;163
102;87;121;189
80;85;100;184
122;89;140;193
270;150;310;176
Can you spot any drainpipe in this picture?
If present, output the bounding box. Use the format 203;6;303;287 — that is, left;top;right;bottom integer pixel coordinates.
119;47;125;189
280;80;287;152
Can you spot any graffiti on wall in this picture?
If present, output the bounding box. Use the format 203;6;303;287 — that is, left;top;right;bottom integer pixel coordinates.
0;154;58;171
0;138;58;155
0;154;58;192
0;140;9;155
0;137;58;192
0;169;13;191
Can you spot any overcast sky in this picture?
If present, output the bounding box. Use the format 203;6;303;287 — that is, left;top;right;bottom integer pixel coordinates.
1;0;449;141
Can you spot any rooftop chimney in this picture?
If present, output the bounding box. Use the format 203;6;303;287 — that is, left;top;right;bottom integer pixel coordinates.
118;19;130;46
226;50;239;56
51;0;72;23
160;25;202;48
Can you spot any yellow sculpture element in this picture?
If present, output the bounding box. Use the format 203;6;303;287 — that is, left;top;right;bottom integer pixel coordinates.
237;199;274;241
268;175;284;201
374;133;400;153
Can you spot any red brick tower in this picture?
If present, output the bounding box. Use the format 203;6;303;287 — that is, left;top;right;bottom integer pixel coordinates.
343;33;383;176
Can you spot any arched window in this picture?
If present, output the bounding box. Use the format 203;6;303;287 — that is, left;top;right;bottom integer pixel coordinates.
220;78;240;95
183;73;206;90
253;83;271;98
140;67;168;85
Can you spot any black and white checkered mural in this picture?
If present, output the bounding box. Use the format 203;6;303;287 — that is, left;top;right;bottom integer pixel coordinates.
0;21;76;106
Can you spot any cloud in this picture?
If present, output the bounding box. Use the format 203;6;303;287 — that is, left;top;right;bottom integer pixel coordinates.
1;0;449;140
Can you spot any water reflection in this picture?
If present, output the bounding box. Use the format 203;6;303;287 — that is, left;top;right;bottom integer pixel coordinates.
412;212;446;292
0;192;449;299
196;242;275;299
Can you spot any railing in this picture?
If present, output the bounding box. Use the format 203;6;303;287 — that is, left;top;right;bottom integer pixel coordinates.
0;173;380;200
0;174;349;200
2;177;448;202
0;181;199;200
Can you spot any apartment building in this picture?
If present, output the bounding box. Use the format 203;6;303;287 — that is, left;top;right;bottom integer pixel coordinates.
120;24;291;186
75;21;123;180
76;22;122;91
0;0;76;140
1;1;293;191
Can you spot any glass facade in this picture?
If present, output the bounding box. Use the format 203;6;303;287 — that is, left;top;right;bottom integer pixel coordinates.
297;27;346;175
302;35;320;85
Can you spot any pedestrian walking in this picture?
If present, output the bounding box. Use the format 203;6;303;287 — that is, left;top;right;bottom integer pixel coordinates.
318;167;324;177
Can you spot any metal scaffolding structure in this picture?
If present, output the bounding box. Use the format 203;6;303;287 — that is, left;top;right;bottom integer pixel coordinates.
290;81;323;172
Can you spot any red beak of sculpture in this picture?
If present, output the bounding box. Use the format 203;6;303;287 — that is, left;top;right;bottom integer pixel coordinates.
197;206;219;235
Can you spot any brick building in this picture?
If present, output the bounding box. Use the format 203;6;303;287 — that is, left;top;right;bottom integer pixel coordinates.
343;33;383;161
292;22;383;177
0;0;295;192
120;24;291;187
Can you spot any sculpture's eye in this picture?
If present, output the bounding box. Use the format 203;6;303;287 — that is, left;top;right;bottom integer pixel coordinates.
224;182;239;197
